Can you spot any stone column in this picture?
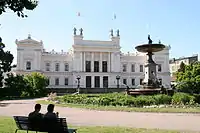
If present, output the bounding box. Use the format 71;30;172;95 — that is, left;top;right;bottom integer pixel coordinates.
111;53;114;72
80;52;83;72
91;76;94;88
83;52;85;72
91;52;94;72
100;76;103;88
108;52;110;72
100;52;102;72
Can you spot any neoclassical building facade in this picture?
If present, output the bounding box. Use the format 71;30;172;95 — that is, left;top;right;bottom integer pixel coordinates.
15;29;171;89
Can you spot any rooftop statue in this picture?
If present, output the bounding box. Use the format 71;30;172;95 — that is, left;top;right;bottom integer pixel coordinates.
117;29;120;37
80;28;83;36
73;27;77;35
110;29;113;36
148;35;153;44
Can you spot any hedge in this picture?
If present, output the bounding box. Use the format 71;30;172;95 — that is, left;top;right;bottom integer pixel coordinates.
54;92;200;107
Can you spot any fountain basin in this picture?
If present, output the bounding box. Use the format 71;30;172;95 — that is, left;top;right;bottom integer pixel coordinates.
135;44;165;53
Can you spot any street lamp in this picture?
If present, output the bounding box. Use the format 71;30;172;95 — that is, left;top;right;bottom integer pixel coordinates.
76;75;81;93
116;75;120;89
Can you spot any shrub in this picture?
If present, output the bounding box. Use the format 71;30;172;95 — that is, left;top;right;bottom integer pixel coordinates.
172;92;195;105
193;94;200;104
134;96;156;107
58;92;199;107
153;94;172;105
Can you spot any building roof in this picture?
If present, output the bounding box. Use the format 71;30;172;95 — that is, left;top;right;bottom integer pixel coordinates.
169;54;198;64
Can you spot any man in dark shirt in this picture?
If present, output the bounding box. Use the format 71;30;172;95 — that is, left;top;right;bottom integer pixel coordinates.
44;104;58;119
43;104;61;133
28;104;43;131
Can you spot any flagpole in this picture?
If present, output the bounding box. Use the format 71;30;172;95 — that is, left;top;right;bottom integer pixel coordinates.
113;13;116;33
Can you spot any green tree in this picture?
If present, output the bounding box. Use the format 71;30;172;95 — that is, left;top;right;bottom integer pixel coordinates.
24;72;48;97
4;73;29;97
0;0;38;17
176;61;200;94
0;39;15;88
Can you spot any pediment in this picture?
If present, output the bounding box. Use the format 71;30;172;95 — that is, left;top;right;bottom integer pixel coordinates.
17;38;41;45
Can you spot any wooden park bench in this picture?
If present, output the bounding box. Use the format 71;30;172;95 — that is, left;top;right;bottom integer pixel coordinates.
13;116;77;133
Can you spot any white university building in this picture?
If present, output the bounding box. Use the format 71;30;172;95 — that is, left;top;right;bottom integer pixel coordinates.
15;29;171;90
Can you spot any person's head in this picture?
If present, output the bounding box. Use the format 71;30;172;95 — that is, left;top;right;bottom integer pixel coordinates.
47;104;55;113
34;104;41;112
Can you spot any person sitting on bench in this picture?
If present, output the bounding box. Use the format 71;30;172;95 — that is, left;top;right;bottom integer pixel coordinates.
28;104;43;130
43;104;61;133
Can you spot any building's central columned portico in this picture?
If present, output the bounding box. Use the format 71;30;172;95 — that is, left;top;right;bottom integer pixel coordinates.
15;28;171;90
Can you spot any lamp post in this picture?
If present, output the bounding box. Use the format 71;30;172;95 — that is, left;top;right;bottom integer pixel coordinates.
116;75;120;89
76;75;81;93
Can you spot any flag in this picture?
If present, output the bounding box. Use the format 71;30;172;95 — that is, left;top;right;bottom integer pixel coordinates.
113;14;116;19
77;12;80;17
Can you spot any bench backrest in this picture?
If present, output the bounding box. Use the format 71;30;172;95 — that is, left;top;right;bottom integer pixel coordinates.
13;116;30;130
13;116;68;132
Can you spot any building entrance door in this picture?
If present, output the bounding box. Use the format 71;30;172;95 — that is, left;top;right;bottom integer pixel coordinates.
103;76;108;88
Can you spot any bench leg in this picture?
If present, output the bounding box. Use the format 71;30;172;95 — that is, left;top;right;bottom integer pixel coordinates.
27;130;28;133
15;129;18;133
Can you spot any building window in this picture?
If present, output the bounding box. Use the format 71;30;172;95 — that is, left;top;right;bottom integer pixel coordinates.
26;61;31;70
131;64;135;72
140;79;143;85
65;78;68;85
102;61;107;72
132;79;135;86
139;65;143;72
86;61;91;72
45;62;50;71
123;79;127;85
55;78;59;85
65;63;69;71
122;64;127;72
158;64;162;72
94;76;100;88
94;61;99;72
47;77;50;85
103;76;108;88
55;63;60;71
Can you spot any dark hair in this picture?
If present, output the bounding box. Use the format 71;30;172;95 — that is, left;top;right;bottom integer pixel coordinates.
34;104;41;110
47;104;55;112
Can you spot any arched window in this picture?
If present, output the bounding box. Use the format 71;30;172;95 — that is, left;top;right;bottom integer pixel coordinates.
65;63;69;71
46;62;50;71
26;61;31;70
55;63;60;71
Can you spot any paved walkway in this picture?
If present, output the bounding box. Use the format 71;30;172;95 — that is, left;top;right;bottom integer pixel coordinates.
0;98;200;132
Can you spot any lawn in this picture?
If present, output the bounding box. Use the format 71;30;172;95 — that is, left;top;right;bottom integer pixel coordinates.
37;100;200;113
0;116;183;133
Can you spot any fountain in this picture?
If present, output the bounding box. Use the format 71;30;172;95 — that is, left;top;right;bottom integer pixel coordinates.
126;35;169;95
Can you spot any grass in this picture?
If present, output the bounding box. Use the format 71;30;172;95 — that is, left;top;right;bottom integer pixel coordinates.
0;116;186;133
37;100;200;113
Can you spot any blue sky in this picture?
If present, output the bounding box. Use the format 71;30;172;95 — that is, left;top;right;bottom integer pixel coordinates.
0;0;200;64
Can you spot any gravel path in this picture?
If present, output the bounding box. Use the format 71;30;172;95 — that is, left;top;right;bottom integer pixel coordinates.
0;98;200;132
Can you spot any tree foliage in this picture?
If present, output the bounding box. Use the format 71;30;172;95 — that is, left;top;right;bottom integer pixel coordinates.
24;72;48;97
0;0;38;17
4;73;28;97
176;61;200;93
0;39;15;88
2;72;48;98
